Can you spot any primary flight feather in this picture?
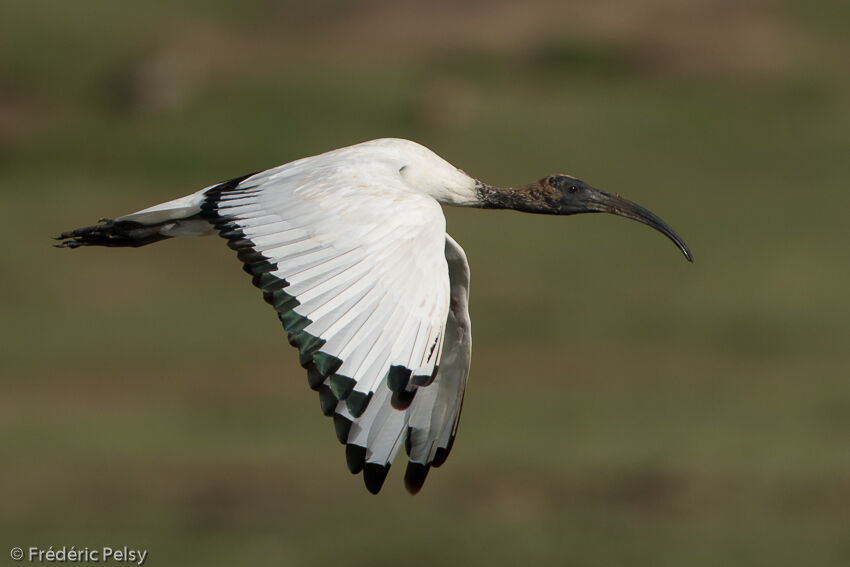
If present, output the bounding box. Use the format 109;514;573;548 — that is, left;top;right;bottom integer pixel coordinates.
58;138;691;494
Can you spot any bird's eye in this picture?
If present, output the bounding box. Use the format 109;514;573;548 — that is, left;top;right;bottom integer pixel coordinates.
568;185;578;193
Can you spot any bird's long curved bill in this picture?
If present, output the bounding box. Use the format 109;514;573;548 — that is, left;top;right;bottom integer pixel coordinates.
586;189;693;262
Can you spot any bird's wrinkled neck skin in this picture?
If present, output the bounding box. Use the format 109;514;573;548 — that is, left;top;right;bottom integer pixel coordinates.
473;178;563;213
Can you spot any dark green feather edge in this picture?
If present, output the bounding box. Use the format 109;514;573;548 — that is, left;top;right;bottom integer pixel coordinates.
200;180;371;421
200;176;438;493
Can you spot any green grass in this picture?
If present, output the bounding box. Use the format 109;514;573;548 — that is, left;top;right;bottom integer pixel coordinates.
2;2;850;566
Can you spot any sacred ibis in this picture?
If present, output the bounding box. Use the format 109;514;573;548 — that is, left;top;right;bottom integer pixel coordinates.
57;138;692;494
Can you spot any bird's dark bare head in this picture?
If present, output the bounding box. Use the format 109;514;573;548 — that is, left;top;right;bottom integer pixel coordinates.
546;174;598;212
476;174;693;262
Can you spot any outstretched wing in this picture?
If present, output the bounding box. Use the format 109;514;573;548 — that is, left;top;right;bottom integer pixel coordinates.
200;164;453;493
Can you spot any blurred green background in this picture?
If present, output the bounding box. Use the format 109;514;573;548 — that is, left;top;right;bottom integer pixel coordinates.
2;1;849;565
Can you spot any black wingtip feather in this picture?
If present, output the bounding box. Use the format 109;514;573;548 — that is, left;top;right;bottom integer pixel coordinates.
432;434;457;468
363;463;390;494
432;447;449;468
329;374;356;400
391;388;416;410
387;365;412;392
305;364;325;391
346;444;366;474
313;352;343;377
226;238;254;251
318;385;337;416
333;414;353;444
221;228;247;240
237;248;267;265
404;463;431;494
410;364;439;387
345;390;372;418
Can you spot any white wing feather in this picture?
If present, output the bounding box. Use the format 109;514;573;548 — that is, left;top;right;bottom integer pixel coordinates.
201;156;462;493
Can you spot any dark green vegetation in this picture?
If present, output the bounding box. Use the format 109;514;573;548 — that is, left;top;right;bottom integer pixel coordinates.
2;1;849;565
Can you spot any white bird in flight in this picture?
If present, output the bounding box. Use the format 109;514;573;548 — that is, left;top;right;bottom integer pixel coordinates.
58;138;692;494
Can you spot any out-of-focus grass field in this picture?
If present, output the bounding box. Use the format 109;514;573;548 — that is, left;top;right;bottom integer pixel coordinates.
2;1;849;565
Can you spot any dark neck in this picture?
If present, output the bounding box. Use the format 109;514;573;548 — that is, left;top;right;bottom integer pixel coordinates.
474;179;561;214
